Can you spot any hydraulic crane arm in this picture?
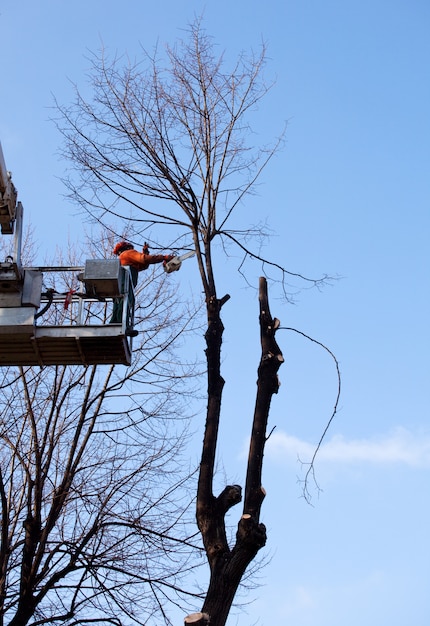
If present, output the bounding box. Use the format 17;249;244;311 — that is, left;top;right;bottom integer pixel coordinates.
0;142;18;234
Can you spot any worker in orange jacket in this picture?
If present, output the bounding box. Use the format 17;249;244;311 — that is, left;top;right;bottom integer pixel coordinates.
110;241;174;326
113;241;174;284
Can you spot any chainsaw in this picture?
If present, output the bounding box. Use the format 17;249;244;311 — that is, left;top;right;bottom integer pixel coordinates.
164;250;195;273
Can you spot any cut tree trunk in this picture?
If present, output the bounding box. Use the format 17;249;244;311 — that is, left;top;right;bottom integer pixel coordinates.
193;278;283;626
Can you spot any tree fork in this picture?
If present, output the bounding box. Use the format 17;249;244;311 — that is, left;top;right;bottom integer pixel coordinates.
194;278;283;626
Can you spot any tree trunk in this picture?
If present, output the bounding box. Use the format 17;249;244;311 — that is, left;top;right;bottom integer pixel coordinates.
195;278;283;626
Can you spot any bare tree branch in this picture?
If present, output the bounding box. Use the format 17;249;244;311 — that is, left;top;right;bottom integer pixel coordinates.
279;327;342;503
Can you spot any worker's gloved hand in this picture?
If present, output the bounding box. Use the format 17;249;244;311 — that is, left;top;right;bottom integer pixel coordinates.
142;243;150;255
164;255;174;262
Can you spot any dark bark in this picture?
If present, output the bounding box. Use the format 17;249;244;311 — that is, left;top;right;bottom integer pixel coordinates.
191;277;283;626
244;277;283;518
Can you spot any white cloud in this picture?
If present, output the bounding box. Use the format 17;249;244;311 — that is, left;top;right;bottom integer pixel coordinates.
266;427;430;468
254;569;407;626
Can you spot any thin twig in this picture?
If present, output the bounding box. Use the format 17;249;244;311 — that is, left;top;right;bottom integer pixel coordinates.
279;327;341;503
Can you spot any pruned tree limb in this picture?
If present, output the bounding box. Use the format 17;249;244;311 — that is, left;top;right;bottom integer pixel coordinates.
195;277;283;626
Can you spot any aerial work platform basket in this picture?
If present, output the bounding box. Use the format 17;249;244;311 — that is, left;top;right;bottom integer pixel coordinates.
0;140;154;367
0;258;135;367
0;321;132;367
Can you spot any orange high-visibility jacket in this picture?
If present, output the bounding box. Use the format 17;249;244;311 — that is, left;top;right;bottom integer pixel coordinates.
118;249;171;272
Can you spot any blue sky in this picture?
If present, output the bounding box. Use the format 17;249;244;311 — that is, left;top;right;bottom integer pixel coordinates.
1;1;430;625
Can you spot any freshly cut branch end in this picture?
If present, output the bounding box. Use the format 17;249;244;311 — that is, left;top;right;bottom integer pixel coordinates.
238;513;267;548
185;612;210;624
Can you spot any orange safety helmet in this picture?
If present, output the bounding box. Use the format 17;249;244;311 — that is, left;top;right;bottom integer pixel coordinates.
113;241;133;256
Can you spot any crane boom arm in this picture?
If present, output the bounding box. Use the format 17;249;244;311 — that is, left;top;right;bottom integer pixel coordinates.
0;142;18;234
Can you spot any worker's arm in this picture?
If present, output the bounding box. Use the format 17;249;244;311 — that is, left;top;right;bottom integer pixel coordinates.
143;254;173;266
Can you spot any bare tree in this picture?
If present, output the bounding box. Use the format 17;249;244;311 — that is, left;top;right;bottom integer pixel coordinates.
54;19;332;626
0;234;202;626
